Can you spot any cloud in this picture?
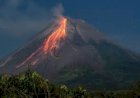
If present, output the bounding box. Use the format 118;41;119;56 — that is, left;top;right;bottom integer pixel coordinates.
8;0;23;6
0;0;51;37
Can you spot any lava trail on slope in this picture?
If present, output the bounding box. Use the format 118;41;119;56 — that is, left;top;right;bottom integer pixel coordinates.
17;17;68;68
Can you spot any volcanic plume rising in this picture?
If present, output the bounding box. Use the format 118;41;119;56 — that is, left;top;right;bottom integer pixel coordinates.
43;17;67;55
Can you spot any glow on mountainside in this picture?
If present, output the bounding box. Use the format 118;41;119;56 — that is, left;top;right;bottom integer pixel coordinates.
43;17;67;55
16;17;67;68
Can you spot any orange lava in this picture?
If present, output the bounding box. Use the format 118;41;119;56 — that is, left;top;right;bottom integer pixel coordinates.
43;17;67;55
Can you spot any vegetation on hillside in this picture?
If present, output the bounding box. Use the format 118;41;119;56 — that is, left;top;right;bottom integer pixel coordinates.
0;69;140;98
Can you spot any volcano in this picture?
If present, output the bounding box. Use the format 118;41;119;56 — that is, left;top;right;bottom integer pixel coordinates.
0;17;140;89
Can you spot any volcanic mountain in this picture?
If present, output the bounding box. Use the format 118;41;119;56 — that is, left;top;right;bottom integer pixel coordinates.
0;17;140;89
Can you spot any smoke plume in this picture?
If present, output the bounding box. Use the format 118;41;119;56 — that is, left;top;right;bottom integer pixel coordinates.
52;3;64;19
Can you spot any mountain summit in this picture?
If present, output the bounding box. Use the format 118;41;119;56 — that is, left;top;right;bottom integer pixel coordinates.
0;17;140;89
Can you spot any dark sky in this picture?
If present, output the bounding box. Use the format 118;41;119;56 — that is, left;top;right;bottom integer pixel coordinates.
0;0;140;58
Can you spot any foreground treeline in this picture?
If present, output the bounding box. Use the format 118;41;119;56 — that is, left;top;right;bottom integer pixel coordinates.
0;70;140;98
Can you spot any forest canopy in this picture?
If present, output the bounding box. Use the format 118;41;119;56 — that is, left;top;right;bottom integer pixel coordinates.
0;69;140;98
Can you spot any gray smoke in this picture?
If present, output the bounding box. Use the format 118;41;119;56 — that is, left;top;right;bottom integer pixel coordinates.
52;3;64;19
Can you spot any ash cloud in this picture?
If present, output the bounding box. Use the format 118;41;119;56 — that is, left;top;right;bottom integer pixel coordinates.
52;3;64;19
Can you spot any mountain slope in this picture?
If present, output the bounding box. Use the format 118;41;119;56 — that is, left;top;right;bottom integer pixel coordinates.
0;17;140;89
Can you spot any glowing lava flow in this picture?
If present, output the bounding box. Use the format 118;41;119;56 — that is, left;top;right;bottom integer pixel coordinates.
16;17;67;68
43;17;67;55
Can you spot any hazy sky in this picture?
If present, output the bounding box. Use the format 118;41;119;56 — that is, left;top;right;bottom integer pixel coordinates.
0;0;140;58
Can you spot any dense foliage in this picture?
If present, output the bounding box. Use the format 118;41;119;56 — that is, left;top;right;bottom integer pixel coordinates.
0;70;140;98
